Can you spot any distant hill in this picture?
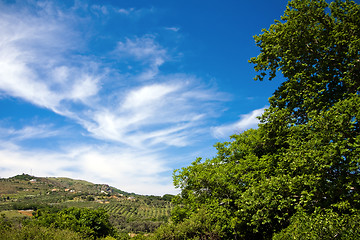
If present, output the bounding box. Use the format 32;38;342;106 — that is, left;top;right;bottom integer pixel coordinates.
1;173;131;196
0;174;175;234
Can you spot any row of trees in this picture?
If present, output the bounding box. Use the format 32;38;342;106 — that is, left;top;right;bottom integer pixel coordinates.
154;0;360;239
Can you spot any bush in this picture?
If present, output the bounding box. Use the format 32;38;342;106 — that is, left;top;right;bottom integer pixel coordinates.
273;209;360;240
35;207;116;238
0;215;87;240
152;208;223;240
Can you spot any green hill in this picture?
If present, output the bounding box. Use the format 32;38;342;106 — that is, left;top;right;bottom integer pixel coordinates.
0;174;174;234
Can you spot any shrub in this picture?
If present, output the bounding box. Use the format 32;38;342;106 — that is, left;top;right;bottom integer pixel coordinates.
273;209;360;240
35;207;116;238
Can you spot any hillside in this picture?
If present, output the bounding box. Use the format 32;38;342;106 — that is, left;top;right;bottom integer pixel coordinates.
0;174;174;234
0;173;130;196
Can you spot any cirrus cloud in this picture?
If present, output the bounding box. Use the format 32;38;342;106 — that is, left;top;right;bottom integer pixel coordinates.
211;107;266;139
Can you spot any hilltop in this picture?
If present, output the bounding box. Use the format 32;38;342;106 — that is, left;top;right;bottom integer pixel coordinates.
0;173;131;197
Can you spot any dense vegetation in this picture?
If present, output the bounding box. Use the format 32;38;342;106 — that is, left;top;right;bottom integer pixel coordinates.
153;0;360;239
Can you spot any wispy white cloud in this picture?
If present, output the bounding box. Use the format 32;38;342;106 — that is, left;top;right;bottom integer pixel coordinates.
89;4;154;20
117;7;135;15
91;5;109;15
0;1;101;112
82;80;222;148
116;7;155;18
114;35;167;81
121;83;176;110
165;27;180;32
211;107;266;139
0;125;59;142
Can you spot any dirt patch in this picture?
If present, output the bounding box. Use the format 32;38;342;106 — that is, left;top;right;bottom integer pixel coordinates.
18;210;34;217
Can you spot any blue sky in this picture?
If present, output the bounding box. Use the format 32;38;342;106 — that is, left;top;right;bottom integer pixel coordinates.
0;0;288;195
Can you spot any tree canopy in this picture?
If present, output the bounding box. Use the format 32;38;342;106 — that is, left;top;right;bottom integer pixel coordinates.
154;0;360;239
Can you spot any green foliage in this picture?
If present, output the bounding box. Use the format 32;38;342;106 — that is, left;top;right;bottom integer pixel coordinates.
273;208;360;239
156;0;360;239
11;202;48;210
162;194;175;202
152;208;223;240
11;173;35;181
0;215;87;240
170;129;293;239
250;0;360;146
282;94;360;211
87;195;95;201
35;207;116;239
0;213;12;232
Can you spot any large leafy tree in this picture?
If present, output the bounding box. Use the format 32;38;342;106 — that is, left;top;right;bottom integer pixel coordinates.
251;0;359;118
249;0;360;216
250;0;360;150
156;1;360;239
